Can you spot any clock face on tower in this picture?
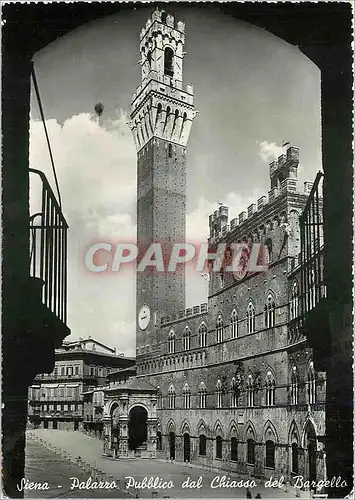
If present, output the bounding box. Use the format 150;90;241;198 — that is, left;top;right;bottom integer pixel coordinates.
138;305;151;331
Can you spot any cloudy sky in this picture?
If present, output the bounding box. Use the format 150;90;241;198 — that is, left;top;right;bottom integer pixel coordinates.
29;4;321;356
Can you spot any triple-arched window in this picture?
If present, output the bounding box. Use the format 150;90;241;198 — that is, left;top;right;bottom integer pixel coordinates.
264;293;276;328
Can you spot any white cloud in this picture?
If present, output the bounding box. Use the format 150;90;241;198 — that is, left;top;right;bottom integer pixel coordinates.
257;140;283;163
186;191;261;243
29;110;138;355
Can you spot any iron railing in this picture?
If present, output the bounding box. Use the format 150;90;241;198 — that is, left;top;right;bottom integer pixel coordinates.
299;172;325;316
29;168;68;324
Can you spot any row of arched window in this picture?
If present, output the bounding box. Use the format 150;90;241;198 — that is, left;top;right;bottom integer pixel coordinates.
157;363;317;410
160;284;302;356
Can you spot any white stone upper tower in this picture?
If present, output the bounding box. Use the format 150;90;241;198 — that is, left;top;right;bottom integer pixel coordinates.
129;8;195;150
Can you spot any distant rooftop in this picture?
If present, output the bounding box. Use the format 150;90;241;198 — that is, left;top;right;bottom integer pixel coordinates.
60;337;122;355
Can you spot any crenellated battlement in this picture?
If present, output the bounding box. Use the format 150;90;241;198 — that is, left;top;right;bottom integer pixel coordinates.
208;146;315;242
270;145;299;189
140;8;185;41
160;303;208;327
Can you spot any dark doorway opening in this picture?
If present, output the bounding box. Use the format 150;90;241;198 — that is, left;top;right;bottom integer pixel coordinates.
157;431;162;451
128;406;148;451
183;433;190;462
74;420;79;431
306;424;317;483
43;420;48;429
169;431;175;460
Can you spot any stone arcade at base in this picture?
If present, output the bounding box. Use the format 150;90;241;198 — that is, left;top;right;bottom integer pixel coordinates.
101;7;327;482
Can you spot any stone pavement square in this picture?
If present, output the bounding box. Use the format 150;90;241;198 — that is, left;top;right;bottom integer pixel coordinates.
27;430;311;499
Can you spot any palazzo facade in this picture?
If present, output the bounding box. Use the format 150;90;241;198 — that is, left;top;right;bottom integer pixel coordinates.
103;8;327;484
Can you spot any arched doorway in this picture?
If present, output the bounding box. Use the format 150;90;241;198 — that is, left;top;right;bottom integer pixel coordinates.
305;423;317;482
183;433;191;462
169;432;175;460
128;406;148;451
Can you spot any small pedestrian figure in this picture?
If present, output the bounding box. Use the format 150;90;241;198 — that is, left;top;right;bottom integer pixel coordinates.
255;494;262;499
246;487;252;498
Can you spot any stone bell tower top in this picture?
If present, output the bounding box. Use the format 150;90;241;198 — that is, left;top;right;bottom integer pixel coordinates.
138;8;187;87
129;8;196;151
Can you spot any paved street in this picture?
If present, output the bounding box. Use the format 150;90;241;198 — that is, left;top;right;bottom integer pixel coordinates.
25;439;124;498
26;430;310;499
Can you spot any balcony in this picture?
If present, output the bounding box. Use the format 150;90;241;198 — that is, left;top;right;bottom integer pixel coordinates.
299;172;330;370
30;169;69;330
40;410;82;418
34;373;97;382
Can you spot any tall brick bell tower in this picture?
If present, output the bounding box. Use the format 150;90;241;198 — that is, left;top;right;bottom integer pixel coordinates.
130;9;195;357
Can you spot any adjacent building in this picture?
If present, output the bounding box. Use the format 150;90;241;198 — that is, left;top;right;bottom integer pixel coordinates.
28;337;135;430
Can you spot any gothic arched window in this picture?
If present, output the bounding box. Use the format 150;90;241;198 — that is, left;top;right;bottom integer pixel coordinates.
230;377;238;408
199;382;207;408
183;382;191;409
164;47;174;77
183;327;191;351
216;314;224;343
247;375;254;407
308;362;316;404
216;379;223;408
247;302;255;334
198;322;207;347
264;293;276;328
290;366;298;405
168;330;175;354
230;309;238;339
168;384;176;409
265;371;276;406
